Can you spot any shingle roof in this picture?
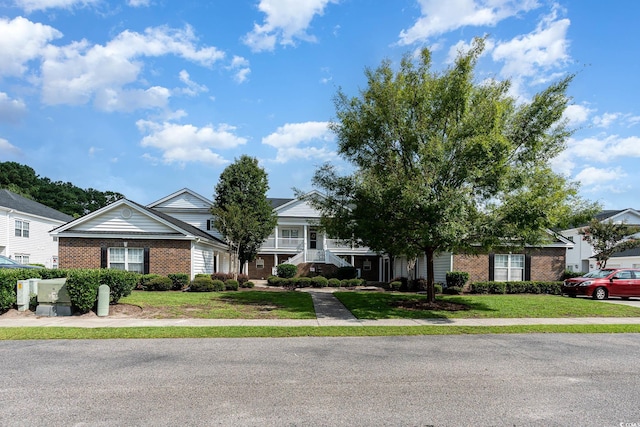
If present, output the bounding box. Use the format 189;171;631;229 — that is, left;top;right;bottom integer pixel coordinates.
610;247;640;258
268;198;294;209
0;189;73;223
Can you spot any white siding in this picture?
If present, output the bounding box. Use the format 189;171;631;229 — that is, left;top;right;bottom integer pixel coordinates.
73;208;176;233
611;211;640;225
1;210;64;268
433;252;453;285
154;193;211;210
192;243;214;277
276;200;321;218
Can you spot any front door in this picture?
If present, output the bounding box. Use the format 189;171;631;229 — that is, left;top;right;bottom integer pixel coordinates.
309;231;317;249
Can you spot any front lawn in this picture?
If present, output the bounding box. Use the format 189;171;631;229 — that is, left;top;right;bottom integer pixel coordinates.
334;292;640;319
118;290;315;319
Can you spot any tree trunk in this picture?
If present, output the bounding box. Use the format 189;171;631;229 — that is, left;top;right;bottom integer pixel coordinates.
425;247;435;303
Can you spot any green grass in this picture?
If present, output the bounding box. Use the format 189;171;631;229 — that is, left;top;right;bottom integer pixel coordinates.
118;290;315;319
3;324;640;340
334;292;640;319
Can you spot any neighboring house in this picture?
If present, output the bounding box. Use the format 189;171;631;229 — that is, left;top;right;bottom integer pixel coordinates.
392;231;574;285
247;191;384;281
561;209;640;272
50;190;231;278
0;189;73;268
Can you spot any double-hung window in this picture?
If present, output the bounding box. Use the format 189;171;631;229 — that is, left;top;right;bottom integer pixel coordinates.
15;220;29;238
281;229;299;247
14;254;29;264
494;254;525;281
109;247;144;273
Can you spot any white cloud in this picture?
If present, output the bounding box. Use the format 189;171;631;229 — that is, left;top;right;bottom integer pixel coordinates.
0;92;28;123
243;0;337;52
0;138;22;156
262;121;336;163
398;0;540;45
0;17;61;77
14;0;98;12
592;112;619;128
40;25;224;111
563;104;594;127
127;0;150;7
575;166;625;187
137;120;247;166
564;134;640;163
492;8;571;80
227;56;251;83
177;70;208;96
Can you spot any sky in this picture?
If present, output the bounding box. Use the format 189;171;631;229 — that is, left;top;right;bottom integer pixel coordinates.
1;0;639;209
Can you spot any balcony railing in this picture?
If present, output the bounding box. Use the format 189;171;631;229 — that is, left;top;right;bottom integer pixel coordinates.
260;237;304;250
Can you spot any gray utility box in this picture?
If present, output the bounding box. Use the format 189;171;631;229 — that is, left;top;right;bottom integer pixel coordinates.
36;278;72;316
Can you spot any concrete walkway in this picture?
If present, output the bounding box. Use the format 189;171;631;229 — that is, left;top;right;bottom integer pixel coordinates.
3;288;640;328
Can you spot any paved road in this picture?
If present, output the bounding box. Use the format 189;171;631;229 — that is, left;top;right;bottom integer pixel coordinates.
2;334;640;426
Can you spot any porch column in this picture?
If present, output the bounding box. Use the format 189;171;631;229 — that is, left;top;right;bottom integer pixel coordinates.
274;226;279;249
303;224;308;262
379;256;383;282
350;255;354;266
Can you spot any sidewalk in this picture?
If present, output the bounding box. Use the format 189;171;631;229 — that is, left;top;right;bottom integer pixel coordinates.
3;288;640;328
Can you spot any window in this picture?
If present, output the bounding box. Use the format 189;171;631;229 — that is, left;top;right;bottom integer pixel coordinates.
256;257;264;269
281;229;299;246
494;254;525;281
363;259;372;271
15;220;29;238
14;254;29;264
108;247;144;273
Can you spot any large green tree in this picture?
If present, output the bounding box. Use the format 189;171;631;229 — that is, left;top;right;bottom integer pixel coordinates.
211;155;277;278
580;219;640;269
302;38;596;302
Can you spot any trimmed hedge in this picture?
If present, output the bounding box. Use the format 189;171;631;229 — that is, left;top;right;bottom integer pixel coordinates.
0;268;47;313
66;270;101;313
469;281;563;295
168;273;189;291
328;278;341;287
446;271;469;288
224;279;239;291
98;269;138;302
146;275;173;291
189;275;215;292
336;266;357;280
311;276;328;288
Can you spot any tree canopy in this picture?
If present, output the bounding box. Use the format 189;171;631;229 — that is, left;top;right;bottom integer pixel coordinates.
0;161;124;217
211;155;277;277
580;219;640;269
302;37;597;301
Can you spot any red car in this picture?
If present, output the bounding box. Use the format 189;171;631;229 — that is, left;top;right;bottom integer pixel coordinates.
562;268;640;300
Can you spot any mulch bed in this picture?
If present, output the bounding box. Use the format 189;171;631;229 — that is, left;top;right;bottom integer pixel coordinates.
390;299;470;312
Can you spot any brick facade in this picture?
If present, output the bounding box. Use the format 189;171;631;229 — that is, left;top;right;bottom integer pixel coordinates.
453;247;566;283
59;237;191;276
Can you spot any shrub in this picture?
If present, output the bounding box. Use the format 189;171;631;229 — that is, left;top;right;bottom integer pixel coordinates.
470;281;562;295
413;278;428;292
443;286;462;295
138;274;162;290
562;269;586;279
224;279;239;291
340;279;350;287
267;276;282;286
66;269;100;313
296;277;312;288
212;279;225;291
168;273;189;291
277;263;298;278
505;281;528;294
347;278;363;287
99;269;138;302
336;266;357;280
211;272;233;282
189;275;215;292
146;275;173;291
434;283;443;294
0;268;44;313
237;273;249;286
389;281;402;291
446;271;470;289
311;276;328;288
328;278;341;287
242;281;255;288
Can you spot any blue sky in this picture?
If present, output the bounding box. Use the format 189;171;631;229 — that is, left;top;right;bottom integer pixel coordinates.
1;0;639;209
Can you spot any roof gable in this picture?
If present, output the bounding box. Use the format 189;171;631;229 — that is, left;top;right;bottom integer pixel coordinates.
274;191;324;218
147;188;212;209
0;189;73;223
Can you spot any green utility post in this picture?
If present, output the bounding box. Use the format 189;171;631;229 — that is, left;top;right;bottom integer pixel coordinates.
97;284;110;317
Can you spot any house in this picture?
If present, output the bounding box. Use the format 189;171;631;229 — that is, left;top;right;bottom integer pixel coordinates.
51;188;386;280
0;189;73;268
247;191;384;281
50;190;231;278
560;209;640;272
393;230;574;285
